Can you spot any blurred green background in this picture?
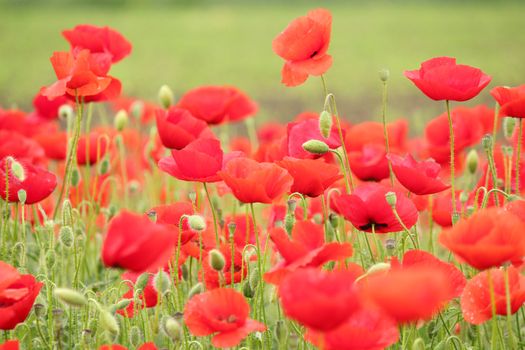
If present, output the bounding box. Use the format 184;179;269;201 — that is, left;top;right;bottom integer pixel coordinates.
1;0;524;127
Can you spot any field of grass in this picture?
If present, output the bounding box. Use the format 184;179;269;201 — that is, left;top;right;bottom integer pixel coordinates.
1;1;525;123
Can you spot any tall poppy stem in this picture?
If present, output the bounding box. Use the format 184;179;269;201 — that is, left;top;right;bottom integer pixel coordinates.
381;79;395;187
515;118;522;194
53;95;84;220
445;100;457;220
503;266;516;349
487;269;503;350
203;182;220;248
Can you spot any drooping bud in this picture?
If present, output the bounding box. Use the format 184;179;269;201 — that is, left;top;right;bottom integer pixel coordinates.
466;149;478;175
154;270;171;295
329;213;339;229
208;249;225;272
59;226;74;248
98;156;110;175
99;308;119;335
378;68;390;82
286;199;297;212
71;167;81;187
242;280;255;298
17;189;27;204
129;326;142;347
385;191;397;208
45;249;56;270
114;109;129;132
34;303;45;318
187;215;206;231
164;317;183;342
59;104;74;120
111;299;131;313
302;139;329;155
188;282;204;298
158;85;174;109
503;117;516;140
54;288;87;307
249;266;259;290
318;110;332;138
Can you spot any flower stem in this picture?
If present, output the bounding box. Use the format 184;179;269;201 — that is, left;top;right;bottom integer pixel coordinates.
203;182;220;248
515;118;522;194
381;80;395;187
445;100;457;219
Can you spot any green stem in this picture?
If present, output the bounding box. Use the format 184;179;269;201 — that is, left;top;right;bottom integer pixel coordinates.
515;118;522;194
203;182;220;248
503;266;516;349
445;100;457;218
381;80;394;187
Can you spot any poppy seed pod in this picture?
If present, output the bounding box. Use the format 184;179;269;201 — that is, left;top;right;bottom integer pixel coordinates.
209;249;226;272
114;109;128;131
466;149;479;175
319;110;332;138
385;191;397;208
187;215;206;231
59;104;74;120
54;288;87;307
158;84;174;109
481;134;493;152
503;117;516;140
302;139;329;155
17;189;27;204
379;68;390;82
59;226;74;248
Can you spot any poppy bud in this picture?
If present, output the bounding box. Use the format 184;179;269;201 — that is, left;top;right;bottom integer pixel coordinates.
98;156;110;175
285;213;294;235
188;282;204;298
481;134;493;152
181;264;189;281
154;270;171;295
379;68;390;82
9;159;26;181
17;189;27;204
53;308;64;331
114;109;128;131
46;249;56;270
129;326;142;347
159;84;174;109
209;249;226;272
242;280;255;298
319;110;332;138
302;139;329;155
503;117;516;140
459;191;469;204
54;288;87;307
130;100;144;120
464;149;478;175
110;299;131;313
71;167;81;187
59;104;74;120
366;262;391;276
187;215;206;231
385;191;397;208
502;145;513;158
249;266;259;290
164;317;182;342
100;308;119;335
34;303;46;318
59;226;74;248
274;320;288;343
329;213;339;229
412;338;425;350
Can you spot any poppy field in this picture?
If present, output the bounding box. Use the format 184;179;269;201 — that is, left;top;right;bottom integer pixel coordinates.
1;4;525;350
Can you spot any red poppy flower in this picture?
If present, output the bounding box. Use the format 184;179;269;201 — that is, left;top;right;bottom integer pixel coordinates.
155;107;214;149
42;50;121;102
505;199;525;222
102;211;178;272
430;189;462;228
63;24;132;64
491;85;525;118
0;340;19;350
177;86;258;125
117;272;158;318
265;221;353;285
439;208;525;270
219;157;293;204
0;158;57;205
0;262;43;330
278;268;362;331
257;122;286;144
0;108;57;138
0;131;46;164
201;244;247;289
34;131;67;161
332;183;418;233
272;8;332;86
77;132;108;165
306;303;399;350
32;92;70;120
461;266;525;325
277;157;342;197
387;153;449;195
404;57;491;101
147;202;196;246
348;144;390;182
360;265;454;324
184;288;266;348
286;118;343;159
345;119;408;152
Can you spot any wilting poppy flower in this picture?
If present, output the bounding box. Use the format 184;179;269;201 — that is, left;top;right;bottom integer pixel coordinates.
439;208;525;270
147;202;196;246
277;157;342;197
278;268;362;331
306;303;399;350
184;288;266;348
360;265;454;324
0;261;43;330
77;132;108;165
461;266;525;325
201;244;247;289
388;154;449;195
273;8;332;86
0;158;57;205
333;183;418;233
0;340;19;350
286;118;343;159
404;57;491;101
32;92;70;120
117;272;158;318
159;138;241;183
102;211;178;272
177;86;258;125
155;107;214;149
0;131;46;164
491;85;525;118
219;157;293;204
265;221;353;285
42;50;121;102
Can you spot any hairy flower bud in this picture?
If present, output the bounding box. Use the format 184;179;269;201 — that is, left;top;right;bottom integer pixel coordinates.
318;110;332;138
208;249;226;272
187;215;206;231
466;149;479;175
158;85;174;109
164;317;182;342
302;139;329;155
54;288;87;307
503;117;516;140
114;109;129;132
188;282;204;298
385;191;397;208
154;270;171;295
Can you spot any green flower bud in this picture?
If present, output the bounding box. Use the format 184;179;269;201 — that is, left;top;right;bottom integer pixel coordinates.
481;134;493;152
45;249;56;270
284;213;294;235
59;226;74;248
208;249;225;272
158;85;174;109
367;262;391;275
59;104;74;120
302;139;329;155
459;191;469;204
17;189;27;204
154;270;171;295
54;288;87;307
379;68;390;82
466;149;478;175
114;109;129;132
412;337;425;350
71;167;81;187
329;213;339;229
164;317;182;342
129;326;142;347
249;266;259;290
130;101;144;120
503;117;516;140
188;282;204;299
34;303;45;318
242;280;255;298
187;215;206;231
385;191;397;208
181;264;189;281
99;308;119;335
98;157;110;175
319;110;332;138
109;299;131;314
9;159;26;181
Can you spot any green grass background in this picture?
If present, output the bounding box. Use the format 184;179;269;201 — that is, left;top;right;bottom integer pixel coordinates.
1;1;524;125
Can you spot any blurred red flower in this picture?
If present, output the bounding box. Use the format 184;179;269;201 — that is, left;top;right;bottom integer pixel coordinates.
155;107;213;150
0;340;19;350
491;84;525;118
286;118;343;159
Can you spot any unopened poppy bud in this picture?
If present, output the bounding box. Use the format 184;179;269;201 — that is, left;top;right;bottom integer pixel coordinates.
17;189;27;204
59;104;74;120
274;320;288;343
158;84;174;109
302;139;329;155
100;308;119;335
284;213;294;234
98;157;110;175
54;288;87;307
249;266;259;290
181;264;189;281
367;262;391;276
9;159;25;181
111;299;131;313
46;249;56;270
319;110;332;138
242;281;255;298
114;109;128;131
287;199;297;212
188;282;204;298
34;303;45;318
154;270;171;295
164;317;182;342
130;101;144;120
466;149;478;175
59;226;74;248
459;191;469;204
412;338;425;350
481;134;493;152
187;215;206;231
53;308;64;330
209;249;225;271
71;167;81;187
379;68;390;82
451;212;461;225
129;326;142;347
385;191;397;208
503;117;516;140
329;213;339;229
